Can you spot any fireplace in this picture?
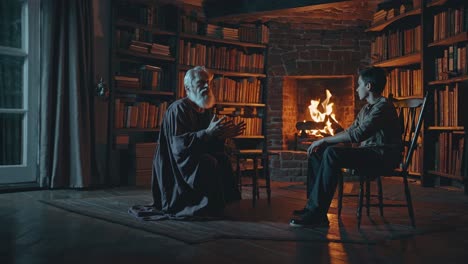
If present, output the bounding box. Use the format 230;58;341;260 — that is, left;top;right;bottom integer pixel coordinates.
274;75;355;150
266;75;356;182
264;22;373;181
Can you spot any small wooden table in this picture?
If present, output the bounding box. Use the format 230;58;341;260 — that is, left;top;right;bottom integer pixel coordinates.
234;149;279;207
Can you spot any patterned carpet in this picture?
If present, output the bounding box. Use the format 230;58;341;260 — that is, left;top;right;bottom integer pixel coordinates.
39;179;468;245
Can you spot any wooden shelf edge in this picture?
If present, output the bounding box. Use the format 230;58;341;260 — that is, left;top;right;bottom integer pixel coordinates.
234;136;265;139
427;126;464;131
216;102;265;107
115;88;174;96
180;33;267;48
115;20;176;35
427;170;464;181
427;0;449;8
408;171;422;177
118;49;175;61
393;168;422;176
428;32;468;47
178;65;266;78
372;53;421;67
366;8;421;32
114;128;161;133
391;95;424;100
428;75;468;85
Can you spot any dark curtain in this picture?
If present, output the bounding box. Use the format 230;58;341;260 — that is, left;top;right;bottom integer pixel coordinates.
39;0;98;188
464;106;468;194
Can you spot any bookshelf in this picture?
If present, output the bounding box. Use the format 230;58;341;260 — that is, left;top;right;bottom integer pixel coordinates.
369;0;468;189
424;0;468;188
107;0;178;185
369;0;425;178
177;5;269;146
107;0;270;185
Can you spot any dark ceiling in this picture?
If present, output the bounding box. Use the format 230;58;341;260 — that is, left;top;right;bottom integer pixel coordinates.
198;0;380;29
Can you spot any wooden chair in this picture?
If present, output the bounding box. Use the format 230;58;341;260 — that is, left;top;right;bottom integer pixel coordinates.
231;138;279;207
337;93;428;229
234;149;279;207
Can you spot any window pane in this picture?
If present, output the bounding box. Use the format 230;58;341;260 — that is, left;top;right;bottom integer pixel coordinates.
0;0;23;48
0;54;24;109
0;113;23;165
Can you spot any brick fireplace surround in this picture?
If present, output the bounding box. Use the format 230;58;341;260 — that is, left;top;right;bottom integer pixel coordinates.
265;22;373;182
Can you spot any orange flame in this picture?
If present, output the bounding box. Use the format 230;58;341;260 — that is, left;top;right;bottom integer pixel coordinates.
306;89;339;137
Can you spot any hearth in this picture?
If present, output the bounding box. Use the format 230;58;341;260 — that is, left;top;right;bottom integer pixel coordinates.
265;75;356;181
272;75;355;150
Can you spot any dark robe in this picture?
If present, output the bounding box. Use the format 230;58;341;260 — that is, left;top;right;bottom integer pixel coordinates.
129;98;240;220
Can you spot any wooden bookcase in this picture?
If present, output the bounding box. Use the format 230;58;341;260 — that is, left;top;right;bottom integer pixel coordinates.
107;0;269;185
368;1;425;179
368;0;467;189
424;0;467;189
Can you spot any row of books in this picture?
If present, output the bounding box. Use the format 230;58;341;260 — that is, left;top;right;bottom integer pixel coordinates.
433;6;468;42
434;44;467;80
179;40;265;73
129;40;171;57
239;24;269;44
206;24;238;41
433;84;464;127
401;108;423;144
211;77;262;104
176;72;262;104
371;2;418;25
403;145;423;174
371;25;421;62
216;106;262;118
114;99;168;129
177;71;186;98
434;132;464;176
383;68;423;98
222;116;263;136
180;15;269;44
115;65;163;91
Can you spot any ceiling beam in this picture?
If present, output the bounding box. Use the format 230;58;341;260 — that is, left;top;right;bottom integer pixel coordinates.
204;0;350;23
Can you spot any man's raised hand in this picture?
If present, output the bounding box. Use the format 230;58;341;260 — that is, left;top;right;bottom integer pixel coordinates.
206;115;226;137
218;120;246;139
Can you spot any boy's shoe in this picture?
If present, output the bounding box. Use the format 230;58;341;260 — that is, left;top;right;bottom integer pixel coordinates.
292;208;309;216
289;211;329;228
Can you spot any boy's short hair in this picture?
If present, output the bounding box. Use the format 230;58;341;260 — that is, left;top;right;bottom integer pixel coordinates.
358;67;387;94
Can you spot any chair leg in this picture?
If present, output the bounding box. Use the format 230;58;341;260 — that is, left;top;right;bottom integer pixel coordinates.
338;172;343;218
376;176;384;216
366;176;371;216
251;158;258;208
357;175;365;229
403;173;416;228
264;157;271;205
236;157;242;195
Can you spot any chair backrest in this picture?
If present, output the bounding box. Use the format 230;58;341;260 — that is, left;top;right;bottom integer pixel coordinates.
391;92;428;173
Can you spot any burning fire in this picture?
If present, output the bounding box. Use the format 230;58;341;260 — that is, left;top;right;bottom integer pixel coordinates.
305;89;339;137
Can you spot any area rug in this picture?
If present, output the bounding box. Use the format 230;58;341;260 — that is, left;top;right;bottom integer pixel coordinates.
39;190;454;245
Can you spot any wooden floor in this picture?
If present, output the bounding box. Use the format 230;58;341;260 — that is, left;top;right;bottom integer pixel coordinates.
1;178;468;264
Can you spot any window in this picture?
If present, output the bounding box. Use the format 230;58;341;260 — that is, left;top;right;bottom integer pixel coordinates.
0;0;40;184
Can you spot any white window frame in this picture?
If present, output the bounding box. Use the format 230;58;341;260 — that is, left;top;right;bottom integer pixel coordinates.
0;0;40;184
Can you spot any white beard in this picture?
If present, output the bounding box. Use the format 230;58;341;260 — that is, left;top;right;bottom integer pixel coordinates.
187;89;215;109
